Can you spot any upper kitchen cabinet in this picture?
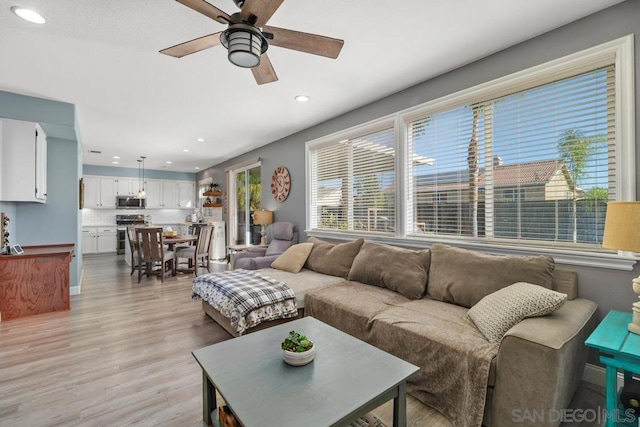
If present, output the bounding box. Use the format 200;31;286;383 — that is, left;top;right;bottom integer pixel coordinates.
143;179;194;209
83;176;116;208
0;118;47;203
116;178;139;196
177;181;195;209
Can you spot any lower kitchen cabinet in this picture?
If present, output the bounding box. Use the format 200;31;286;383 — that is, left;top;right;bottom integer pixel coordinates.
82;227;117;254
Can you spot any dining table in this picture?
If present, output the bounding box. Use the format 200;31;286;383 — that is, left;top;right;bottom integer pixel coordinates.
162;234;197;250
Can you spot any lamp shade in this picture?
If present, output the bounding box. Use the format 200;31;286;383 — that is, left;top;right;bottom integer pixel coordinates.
253;210;273;226
602;202;640;253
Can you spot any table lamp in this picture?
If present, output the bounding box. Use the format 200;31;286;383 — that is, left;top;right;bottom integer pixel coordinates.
253;210;273;246
602;201;640;334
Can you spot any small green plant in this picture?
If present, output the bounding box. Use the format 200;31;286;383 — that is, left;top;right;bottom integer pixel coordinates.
281;330;313;353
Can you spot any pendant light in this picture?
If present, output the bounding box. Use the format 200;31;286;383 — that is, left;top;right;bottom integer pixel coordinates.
137;159;143;197
138;156;147;198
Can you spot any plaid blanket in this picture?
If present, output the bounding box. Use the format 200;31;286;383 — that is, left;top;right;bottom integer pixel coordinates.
192;269;297;317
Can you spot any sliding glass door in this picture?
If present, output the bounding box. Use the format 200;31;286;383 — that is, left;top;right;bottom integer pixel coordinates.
230;163;261;245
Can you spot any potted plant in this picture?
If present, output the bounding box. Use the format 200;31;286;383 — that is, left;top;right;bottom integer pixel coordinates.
281;330;315;366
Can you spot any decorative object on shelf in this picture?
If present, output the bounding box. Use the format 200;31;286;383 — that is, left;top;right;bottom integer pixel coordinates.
253;210;273;246
271;166;291;202
1;212;9;254
602;201;640;334
203;182;223;207
281;330;315;366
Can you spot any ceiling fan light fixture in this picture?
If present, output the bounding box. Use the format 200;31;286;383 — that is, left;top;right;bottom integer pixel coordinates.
220;24;268;68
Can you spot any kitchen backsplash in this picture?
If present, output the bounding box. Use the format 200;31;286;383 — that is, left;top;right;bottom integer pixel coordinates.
82;209;191;226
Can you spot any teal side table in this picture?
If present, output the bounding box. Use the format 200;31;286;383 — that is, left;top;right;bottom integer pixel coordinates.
585;310;640;426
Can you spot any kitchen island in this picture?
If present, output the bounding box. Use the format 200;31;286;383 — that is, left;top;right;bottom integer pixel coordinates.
0;244;74;321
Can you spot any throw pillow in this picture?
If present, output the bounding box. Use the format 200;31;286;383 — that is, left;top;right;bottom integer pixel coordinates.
348;242;431;299
427;243;555;308
304;238;365;278
467;282;567;342
270;243;314;273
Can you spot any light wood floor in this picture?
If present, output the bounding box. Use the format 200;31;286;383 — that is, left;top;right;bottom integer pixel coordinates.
0;254;604;427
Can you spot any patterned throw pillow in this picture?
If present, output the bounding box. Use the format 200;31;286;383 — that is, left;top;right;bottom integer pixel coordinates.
467;282;567;342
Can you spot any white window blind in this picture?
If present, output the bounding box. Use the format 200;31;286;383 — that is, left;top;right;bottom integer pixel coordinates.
309;127;396;233
406;66;615;248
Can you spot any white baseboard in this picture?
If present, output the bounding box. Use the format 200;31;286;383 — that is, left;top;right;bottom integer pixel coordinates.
71;268;83;296
583;362;624;388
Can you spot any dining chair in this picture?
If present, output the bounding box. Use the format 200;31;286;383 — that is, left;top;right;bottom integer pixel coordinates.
135;227;175;283
126;225;143;276
175;225;213;276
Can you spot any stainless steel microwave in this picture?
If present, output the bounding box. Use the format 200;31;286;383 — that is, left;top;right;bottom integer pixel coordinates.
116;196;146;209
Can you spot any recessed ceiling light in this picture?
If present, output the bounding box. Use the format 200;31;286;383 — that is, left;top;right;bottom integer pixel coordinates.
295;95;310;102
113;155;120;159
195;167;200;170
111;161;119;165
183;149;189;152
10;6;46;24
196;138;205;143
165;161;173;164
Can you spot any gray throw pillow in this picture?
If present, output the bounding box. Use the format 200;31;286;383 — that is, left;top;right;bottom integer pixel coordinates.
304;238;364;278
348;242;430;300
427;243;555;308
467;282;567;342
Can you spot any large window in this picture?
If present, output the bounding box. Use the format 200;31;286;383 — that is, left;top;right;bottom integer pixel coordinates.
307;36;634;259
309;124;397;234
407;67;614;248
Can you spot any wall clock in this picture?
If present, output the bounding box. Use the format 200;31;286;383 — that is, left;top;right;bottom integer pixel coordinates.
271;166;291;202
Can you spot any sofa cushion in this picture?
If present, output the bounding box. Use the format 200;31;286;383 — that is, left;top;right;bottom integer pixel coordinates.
427;243;555;308
270;243;314;273
468;282;568;342
304;282;410;342
348;242;430;299
304;238;365;278
258;268;347;309
368;299;499;427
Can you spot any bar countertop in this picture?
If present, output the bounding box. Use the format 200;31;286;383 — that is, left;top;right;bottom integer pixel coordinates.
0;244;75;260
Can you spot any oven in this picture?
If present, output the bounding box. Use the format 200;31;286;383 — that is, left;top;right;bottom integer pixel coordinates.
115;214;146;254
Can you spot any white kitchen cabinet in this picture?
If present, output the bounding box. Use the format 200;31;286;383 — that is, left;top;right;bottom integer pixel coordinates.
161;181;178;208
116;178;139;196
83;176;116;208
144;180;162;208
177;181;195;209
146;180;194;209
0;118;47;203
82;228;96;254
82;226;117;254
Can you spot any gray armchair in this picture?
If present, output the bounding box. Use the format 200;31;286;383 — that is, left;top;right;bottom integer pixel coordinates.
232;222;298;270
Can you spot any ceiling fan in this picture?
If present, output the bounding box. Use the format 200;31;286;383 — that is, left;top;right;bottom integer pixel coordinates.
160;0;345;85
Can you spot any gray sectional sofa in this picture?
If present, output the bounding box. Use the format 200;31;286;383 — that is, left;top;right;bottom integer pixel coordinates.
251;238;598;427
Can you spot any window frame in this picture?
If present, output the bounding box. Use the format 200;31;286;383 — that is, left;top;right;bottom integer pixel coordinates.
306;35;635;270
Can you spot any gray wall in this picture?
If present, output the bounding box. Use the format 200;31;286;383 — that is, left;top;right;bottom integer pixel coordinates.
199;0;640;336
0;90;82;293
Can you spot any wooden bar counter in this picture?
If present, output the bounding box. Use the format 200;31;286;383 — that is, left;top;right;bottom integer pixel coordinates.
0;244;74;321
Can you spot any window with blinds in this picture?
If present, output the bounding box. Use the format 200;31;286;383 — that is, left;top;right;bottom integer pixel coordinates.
309;126;396;234
406;66;615;247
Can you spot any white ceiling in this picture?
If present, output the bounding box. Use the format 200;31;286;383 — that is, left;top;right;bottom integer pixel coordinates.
0;0;624;172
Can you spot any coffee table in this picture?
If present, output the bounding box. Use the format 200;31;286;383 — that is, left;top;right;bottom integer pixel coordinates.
192;316;419;427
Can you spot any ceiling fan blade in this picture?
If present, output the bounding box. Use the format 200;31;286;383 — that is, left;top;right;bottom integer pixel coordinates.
263;26;344;59
160;32;222;58
241;0;284;26
251;53;278;85
176;0;232;25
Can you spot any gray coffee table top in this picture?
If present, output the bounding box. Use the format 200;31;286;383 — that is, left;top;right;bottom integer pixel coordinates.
193;316;419;427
